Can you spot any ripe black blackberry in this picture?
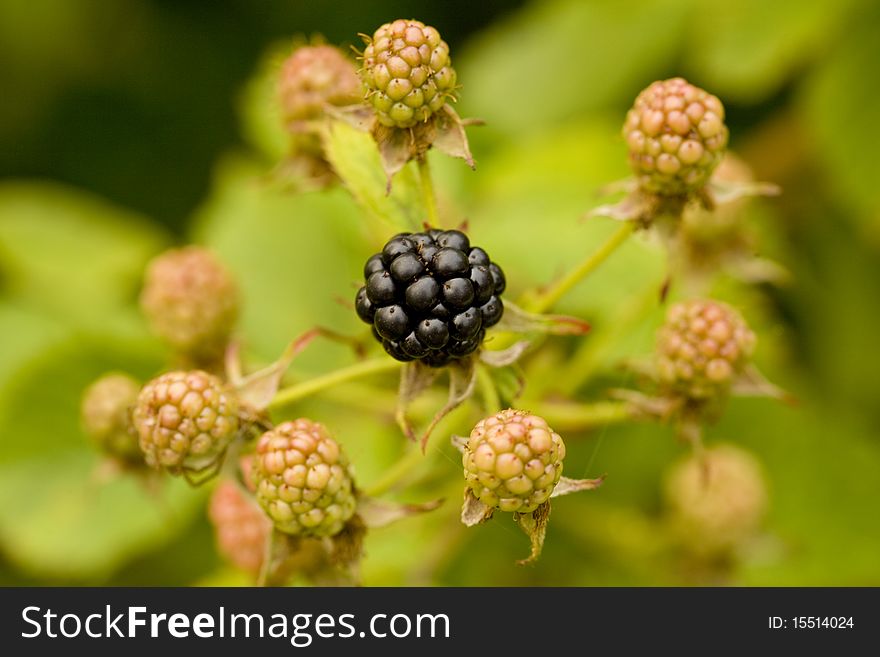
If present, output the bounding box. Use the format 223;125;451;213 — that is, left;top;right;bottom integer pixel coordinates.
355;229;506;367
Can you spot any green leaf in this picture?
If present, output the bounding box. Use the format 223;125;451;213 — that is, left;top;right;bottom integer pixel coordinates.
457;0;689;133
719;399;880;586
687;0;859;101
802;6;880;234
0;182;168;328
468;117;666;319
238;41;292;162
190;155;374;372
322;120;425;232
0;333;197;580
0;303;67;382
0;455;203;581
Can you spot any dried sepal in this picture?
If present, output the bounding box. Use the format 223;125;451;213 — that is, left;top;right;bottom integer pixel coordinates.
228;327;351;413
513;501;551;565
731;364;794;404
706;178;780;205
430;105;475;168
419;358;477;451
395;360;440;441
326;515;367;580
479;340;531;368
495;299;591;337
609;388;684;421
550;475;606;498
374;123;417;189
357;496;443;529
461;488;494;527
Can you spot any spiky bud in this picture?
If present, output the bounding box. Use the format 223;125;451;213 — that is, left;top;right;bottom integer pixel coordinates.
361;19;456;128
253;419;357;537
132;370;240;473
81;373;141;462
664;443;768;555
278;44;362;130
624;78;728;195
140;246;239;361
463;409;565;513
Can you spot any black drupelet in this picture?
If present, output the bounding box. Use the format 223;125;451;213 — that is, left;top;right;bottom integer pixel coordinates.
355;229;505;367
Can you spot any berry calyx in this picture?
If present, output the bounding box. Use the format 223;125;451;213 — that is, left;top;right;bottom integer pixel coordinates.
81;373;141;462
253;419;357;537
360;19;457;128
132;370;240;473
208;477;272;575
278;44;362;131
355;229;505;367
656;299;756;400
140;247;239;361
664;443;767;555
624;78;728;196
463;409;565;513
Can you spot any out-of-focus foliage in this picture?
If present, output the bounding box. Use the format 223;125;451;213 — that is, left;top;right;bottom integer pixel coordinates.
1;0;879;586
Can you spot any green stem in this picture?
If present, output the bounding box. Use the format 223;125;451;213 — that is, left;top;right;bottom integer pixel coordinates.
524;223;635;314
538;400;633;431
269;358;402;410
364;444;430;497
418;155;440;227
476;363;502;412
556;284;658;395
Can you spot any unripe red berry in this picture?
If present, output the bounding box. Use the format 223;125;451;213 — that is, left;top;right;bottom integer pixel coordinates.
624;78;728;195
208;478;271;575
132;370;240;472
656;299;756;400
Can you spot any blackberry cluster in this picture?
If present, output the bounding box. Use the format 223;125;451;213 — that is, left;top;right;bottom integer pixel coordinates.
355;229;506;367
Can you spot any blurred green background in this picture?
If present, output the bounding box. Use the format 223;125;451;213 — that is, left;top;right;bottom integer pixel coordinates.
1;0;879;586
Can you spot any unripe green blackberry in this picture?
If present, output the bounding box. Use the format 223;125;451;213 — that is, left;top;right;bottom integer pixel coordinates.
361;19;457;128
81;373;141;462
140;247;239;360
209;478;271;575
664;443;768;555
132;370;240;472
624;78;728;195
278;45;361;130
657;299;756;399
253;419;357;537
463;409;565;513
